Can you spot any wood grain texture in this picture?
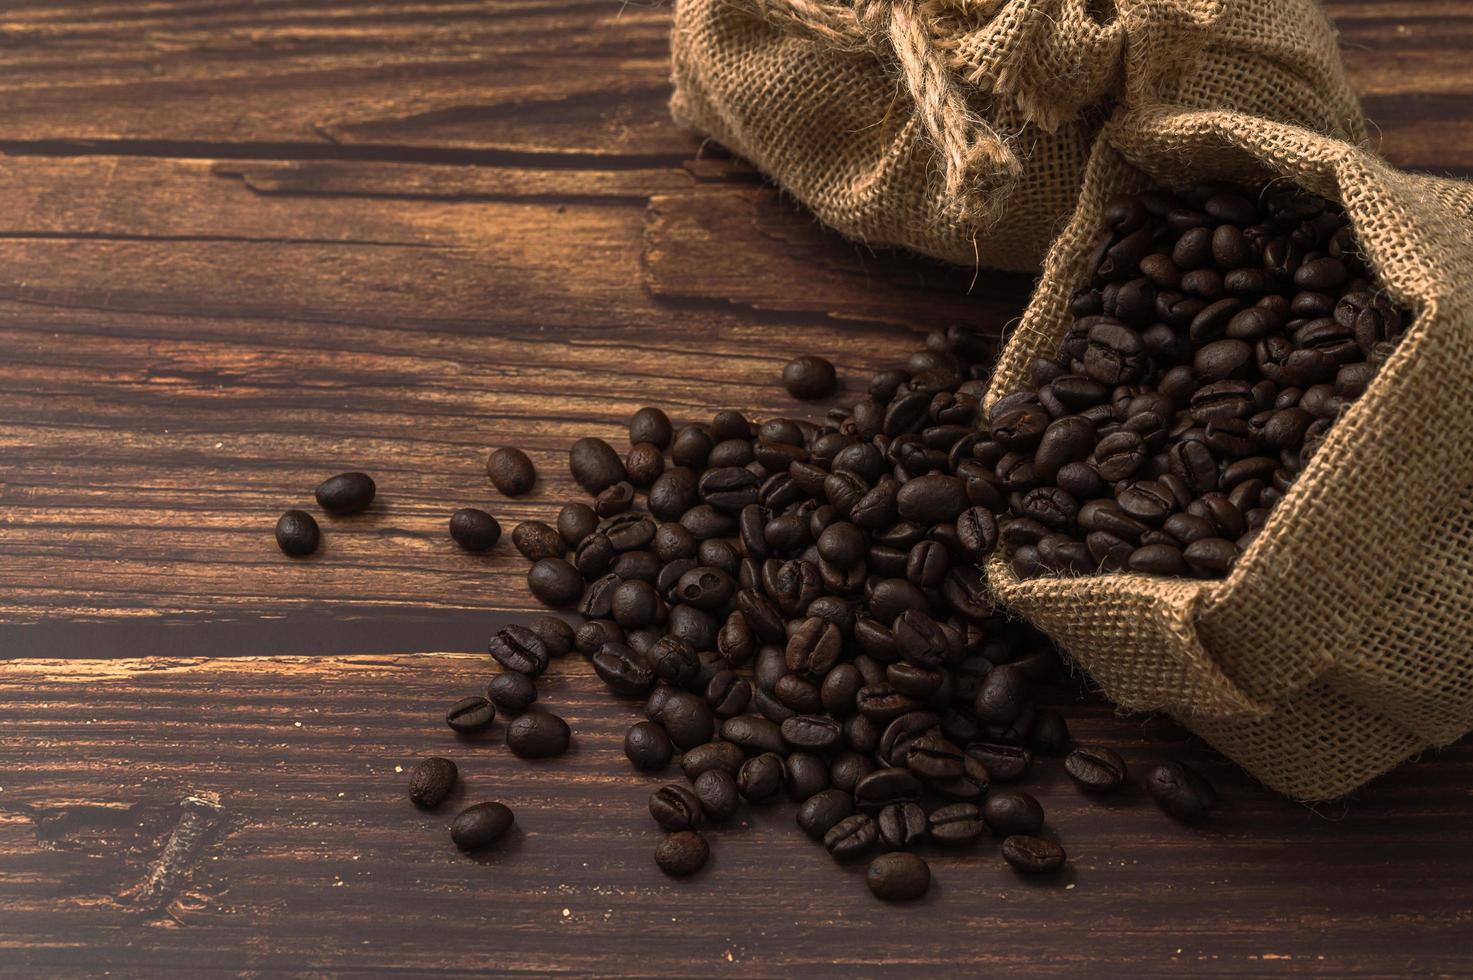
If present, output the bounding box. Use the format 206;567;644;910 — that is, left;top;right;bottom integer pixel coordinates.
1;0;1472;974
2;654;1472;976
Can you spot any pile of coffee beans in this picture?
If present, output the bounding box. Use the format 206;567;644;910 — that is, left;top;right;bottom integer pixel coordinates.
991;182;1409;580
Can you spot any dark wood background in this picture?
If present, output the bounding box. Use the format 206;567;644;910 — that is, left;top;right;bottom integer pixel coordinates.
2;2;1471;975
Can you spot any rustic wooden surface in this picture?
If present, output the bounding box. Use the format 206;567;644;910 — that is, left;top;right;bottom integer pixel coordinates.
1;1;1471;975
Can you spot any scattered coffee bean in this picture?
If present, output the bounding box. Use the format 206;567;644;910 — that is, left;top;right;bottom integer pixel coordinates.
487;447;537;497
557;503;599;547
527;616;576;657
866;852;930;901
445;696;496;733
488;625;551;677
823;813;878;859
1001;834;1066;874
314;472;376;515
654;831;709;877
624;720;674;771
928;802;986;845
407;757;458;808
783;355;838;400
511;520;565;561
450;802;514;851
275;509;320;556
487;671;538;714
569;437;628;494
526;558;583;607
1065;745;1128;792
694;769;741;822
449;508;501;552
505;711;570;759
981;791;1045;836
650;784;704;831
1147;761;1217;823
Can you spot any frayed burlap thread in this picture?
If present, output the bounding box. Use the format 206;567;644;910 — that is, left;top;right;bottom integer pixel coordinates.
985;106;1473;800
670;0;1364;270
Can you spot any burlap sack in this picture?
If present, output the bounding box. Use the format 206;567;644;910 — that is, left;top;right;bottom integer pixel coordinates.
984;104;1473;800
670;0;1365;271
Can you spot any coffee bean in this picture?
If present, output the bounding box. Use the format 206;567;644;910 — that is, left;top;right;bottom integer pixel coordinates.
487;671;538;714
967;742;1032;781
625;442;666;488
487;447;537;497
854;767;923;809
557;503;599;546
670;426;715;470
781;714;843;753
448;508;500;552
981;790;1045;836
928;802;985;845
896;474;967;524
654;831;709;877
511;520;565;562
488;625;551;677
505;711;570;759
737;752;786;802
1065;745;1128;791
655;690;716;750
629;406;674;449
569;437;628;494
593;642;656;697
314;472;376;515
595;481;635;517
1001;835;1066;874
650;784;704;830
526;558;583;607
866;852;930;901
407;757;458;808
1146;761;1217;823
446;696;496;733
785;752;831;801
693;768;741;823
797;788;855;839
450;802;514;851
823;813;878;859
783;355;838;400
275;509;320;556
876;802;928;849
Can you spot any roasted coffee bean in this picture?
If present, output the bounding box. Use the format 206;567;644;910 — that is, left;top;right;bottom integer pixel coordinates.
603;514;657;552
655;690;716;749
276;509;321;556
722;714;786;756
569;437;627;494
611;579;665;629
649;784;703;831
973;665;1028;724
699;466;761;511
736;752;786;803
594;480;636;517
487;448;537;497
866;852;931;901
783;355;839;400
575;618;623;655
797;788;855;839
681;740;746;780
896;474;967;524
786;616;843;677
694;769;741;822
446;695;496;733
526;557;582;607
488;625;551;677
505;711;570;759
823;813;879;859
629;406;674;449
654;831;709;877
774;673;824;714
1065;745;1128;791
450;801;515;852
578;573;621;618
647;468;699;522
854;767;923;809
982;791;1045;836
928;802;985;845
1147;761;1218;823
487;670;538;714
877;802;929;849
967;742;1032;781
556;502;599;547
511;520;565;562
904;731;965;780
830;750;877;793
407;757;458;808
315;471;376;514
782;714;844;753
1029;708;1070;754
592;642;656;697
1001;835;1067;874
785;751;831;801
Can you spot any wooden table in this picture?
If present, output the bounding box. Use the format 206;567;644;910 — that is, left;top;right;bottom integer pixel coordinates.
2;2;1471;975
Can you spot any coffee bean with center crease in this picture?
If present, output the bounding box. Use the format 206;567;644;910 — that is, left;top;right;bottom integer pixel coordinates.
315;472;376;515
1001;835;1067;874
450;802;515;852
505;711;570;759
488;671;538;714
487;447;537;496
867;852;931;901
854;767;923;809
699;466;761;511
823;813;878;859
592;642;656;697
896;474;968;524
446;696;495;733
1147;761;1217;823
650;784;704;831
782;714;843;753
722;714;786;756
407;757;458;808
737;752;786;802
569;437;628;494
1065;745;1128;791
654;831;709;877
488;625;551;677
929;803;985;845
276;509;320;556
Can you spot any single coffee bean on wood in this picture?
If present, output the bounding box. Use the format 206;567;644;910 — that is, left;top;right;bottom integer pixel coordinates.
569;437;628;494
783;355;838;400
981;790;1045;837
488;625;551;677
445;696;496;733
487;671;538;714
450;802;514;851
511;521;565;562
1065;745;1128;792
866;852;931;901
1147;761;1218;823
449;508;501;552
314;472;376;515
487;447;537;497
275;509;320;556
505;711;570;759
1001;834;1067;874
557;503;599;547
650;784;704;831
654;831;709;877
407;757;458;809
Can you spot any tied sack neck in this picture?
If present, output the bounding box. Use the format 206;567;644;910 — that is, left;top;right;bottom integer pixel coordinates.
732;0;1224;222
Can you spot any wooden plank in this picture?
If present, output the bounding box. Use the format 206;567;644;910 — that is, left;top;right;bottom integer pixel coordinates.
1;653;1470;975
